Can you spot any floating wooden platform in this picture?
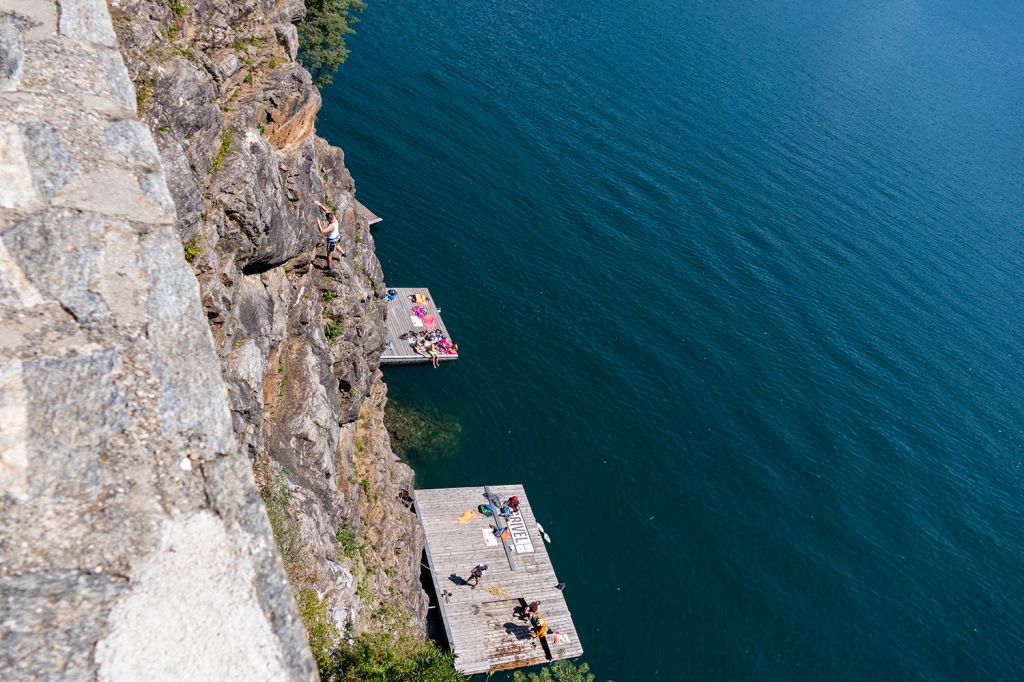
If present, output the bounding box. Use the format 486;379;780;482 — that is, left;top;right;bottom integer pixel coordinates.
415;485;584;675
381;287;458;365
355;200;382;226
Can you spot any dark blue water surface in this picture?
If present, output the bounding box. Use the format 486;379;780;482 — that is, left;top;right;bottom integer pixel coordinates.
317;0;1024;678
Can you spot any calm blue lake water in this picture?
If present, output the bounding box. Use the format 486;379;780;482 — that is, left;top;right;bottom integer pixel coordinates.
317;0;1024;678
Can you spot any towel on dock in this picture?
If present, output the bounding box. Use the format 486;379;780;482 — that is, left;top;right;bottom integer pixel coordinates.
481;528;499;547
410;316;424;327
415;293;427;304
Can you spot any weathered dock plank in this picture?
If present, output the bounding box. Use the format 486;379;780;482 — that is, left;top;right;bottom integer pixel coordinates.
415;485;584;675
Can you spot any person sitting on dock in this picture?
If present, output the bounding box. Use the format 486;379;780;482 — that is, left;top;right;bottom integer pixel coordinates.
313;200;341;270
412;337;429;357
530;615;548;639
519;600;541;621
507;495;520;514
427;342;440;368
466;563;487;589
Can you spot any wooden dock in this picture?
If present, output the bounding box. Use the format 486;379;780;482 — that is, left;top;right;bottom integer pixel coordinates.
415;485;584;675
381;287;458;365
355;199;382;226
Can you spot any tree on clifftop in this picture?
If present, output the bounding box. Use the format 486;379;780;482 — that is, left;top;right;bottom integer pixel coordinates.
299;0;366;88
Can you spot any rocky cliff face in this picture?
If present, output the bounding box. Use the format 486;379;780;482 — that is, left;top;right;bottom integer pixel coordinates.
110;0;428;636
1;0;427;676
0;1;315;678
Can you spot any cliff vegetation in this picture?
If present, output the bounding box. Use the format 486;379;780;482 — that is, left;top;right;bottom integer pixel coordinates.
300;0;366;87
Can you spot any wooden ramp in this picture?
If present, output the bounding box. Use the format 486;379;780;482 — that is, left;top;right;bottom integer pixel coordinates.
381;287;458;365
415;485;584;675
355;200;382;226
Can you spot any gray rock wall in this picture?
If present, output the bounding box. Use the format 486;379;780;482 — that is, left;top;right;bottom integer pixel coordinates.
0;0;317;679
111;0;429;648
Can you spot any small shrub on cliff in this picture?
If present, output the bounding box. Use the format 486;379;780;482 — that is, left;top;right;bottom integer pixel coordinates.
325;320;345;340
512;660;610;682
210;127;233;174
261;477;306;577
335;520;363;560
182;235;203;263
135;73;156;112
297;588;341;675
276;353;290;404
232;35;265;51
167;0;186;19
330;632;464;682
299;0;366;88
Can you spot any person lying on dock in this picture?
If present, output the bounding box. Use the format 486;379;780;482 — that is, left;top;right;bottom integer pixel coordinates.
313;201;341;270
424;330;459;355
490;524;512;541
466;563;488;589
404;330;458;358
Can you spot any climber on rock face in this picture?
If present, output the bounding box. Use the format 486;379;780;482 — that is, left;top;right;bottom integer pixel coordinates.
314;200;341;269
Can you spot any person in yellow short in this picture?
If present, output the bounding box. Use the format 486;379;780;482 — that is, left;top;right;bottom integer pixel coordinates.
530;615;548;638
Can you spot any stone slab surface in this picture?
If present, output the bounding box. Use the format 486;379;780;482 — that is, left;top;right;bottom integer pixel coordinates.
0;2;317;679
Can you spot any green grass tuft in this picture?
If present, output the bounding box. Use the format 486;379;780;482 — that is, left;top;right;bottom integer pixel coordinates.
183;237;202;263
232;35;266;51
210;127;233;174
276;354;289;403
324;320;344;340
260;476;305;577
171;46;201;65
135;74;156;112
335;520;364;561
296;588;340;676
